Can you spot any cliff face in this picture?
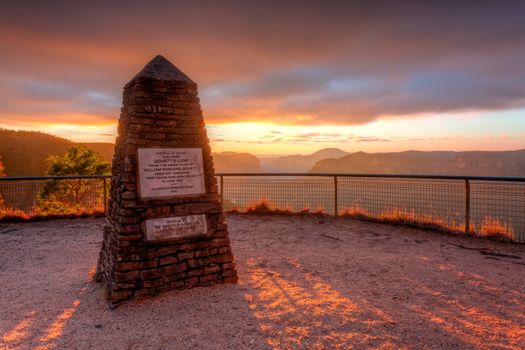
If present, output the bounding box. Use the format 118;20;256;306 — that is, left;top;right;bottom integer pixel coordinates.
212;152;261;173
310;150;525;176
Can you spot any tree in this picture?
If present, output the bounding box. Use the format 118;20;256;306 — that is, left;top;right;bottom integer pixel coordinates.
45;145;111;176
39;145;111;214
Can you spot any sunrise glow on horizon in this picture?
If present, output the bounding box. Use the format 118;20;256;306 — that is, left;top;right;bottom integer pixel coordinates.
3;108;525;156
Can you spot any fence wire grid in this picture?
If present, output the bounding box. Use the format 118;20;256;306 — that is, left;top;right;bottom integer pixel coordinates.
1;174;523;242
0;176;108;218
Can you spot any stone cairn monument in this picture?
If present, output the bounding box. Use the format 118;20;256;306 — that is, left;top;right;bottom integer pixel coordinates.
97;55;238;306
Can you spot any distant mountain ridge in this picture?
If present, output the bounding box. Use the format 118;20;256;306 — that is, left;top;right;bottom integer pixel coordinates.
310;150;525;176
261;148;349;172
212;152;261;173
1;128;524;177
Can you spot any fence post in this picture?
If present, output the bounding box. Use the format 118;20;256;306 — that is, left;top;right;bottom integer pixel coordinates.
333;175;338;216
103;177;108;215
465;179;470;235
220;175;224;208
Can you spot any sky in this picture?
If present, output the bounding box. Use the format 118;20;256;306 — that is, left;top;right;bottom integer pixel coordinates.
1;0;525;155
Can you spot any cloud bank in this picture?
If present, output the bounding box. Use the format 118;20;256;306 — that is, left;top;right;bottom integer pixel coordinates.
1;0;525;126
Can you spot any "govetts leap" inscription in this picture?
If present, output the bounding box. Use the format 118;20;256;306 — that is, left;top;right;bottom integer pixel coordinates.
138;148;205;198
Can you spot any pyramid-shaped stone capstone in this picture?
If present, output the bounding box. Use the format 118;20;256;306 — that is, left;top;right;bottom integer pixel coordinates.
127;55;194;86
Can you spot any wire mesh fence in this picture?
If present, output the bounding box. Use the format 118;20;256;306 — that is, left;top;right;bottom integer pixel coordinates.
0;176;108;219
336;177;466;231
217;174;525;243
220;176;335;214
0;174;523;242
469;181;525;242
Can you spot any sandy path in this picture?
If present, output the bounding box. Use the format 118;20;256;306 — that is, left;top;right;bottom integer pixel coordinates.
0;215;524;349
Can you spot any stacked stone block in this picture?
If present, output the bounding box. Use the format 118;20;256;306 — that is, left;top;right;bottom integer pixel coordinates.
97;55;237;306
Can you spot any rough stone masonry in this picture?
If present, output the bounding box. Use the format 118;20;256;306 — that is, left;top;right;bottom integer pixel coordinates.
97;55;238;306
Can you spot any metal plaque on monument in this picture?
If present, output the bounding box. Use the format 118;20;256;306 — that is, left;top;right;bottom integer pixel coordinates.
97;55;238;307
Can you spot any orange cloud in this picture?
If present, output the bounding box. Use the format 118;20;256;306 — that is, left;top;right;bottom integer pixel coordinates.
1;1;525;129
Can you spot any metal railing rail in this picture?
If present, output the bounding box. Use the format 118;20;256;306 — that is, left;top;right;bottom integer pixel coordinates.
0;175;110;181
215;173;525;182
2;173;525;182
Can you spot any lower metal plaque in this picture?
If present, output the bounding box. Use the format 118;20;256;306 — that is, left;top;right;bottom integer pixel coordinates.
145;214;207;241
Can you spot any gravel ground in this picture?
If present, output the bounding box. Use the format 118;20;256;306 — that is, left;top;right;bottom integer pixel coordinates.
1;215;524;350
